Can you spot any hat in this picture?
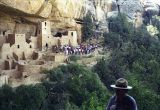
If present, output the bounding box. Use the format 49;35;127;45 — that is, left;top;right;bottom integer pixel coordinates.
111;78;132;89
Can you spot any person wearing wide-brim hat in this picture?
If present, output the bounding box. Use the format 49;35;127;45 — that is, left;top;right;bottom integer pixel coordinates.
106;78;138;110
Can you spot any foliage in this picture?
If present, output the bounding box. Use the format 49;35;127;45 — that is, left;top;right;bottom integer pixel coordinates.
82;11;95;41
152;16;160;40
128;75;160;110
15;84;47;110
69;55;81;62
0;85;14;110
94;13;160;110
0;84;47;110
44;64;110;110
104;32;122;49
108;14;134;38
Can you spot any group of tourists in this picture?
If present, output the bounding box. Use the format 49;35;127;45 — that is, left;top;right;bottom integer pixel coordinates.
52;44;98;55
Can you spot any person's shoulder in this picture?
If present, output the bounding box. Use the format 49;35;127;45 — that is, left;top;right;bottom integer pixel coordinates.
109;95;116;102
125;94;138;109
125;94;136;103
111;95;116;99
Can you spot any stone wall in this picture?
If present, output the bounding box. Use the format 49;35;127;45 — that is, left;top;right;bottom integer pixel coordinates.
18;64;43;75
0;36;6;47
0;75;8;87
0;60;5;70
1;43;11;59
44;54;67;62
1;69;20;78
30;36;38;49
54;54;67;62
7;34;15;46
2;34;36;60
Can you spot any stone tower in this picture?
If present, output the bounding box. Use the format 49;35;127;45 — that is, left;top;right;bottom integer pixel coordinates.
37;21;52;51
68;31;78;46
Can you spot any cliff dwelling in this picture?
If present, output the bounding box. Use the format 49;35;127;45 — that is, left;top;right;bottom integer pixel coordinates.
0;20;78;87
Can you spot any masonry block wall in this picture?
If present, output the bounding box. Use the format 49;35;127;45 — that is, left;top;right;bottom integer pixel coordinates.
38;21;78;51
1;34;35;60
0;35;6;47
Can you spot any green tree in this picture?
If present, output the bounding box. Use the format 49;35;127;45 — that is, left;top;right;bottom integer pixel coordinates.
100;12;160;110
0;85;14;110
82;11;95;41
108;13;134;39
45;64;110;110
14;84;47;110
128;75;160;110
103;32;122;49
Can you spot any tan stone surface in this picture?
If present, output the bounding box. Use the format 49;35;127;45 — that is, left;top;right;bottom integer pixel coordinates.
0;36;6;47
0;0;110;38
39;1;52;18
0;75;8;86
0;0;84;18
1;34;35;60
50;0;84;18
0;59;5;70
134;11;143;28
0;0;45;15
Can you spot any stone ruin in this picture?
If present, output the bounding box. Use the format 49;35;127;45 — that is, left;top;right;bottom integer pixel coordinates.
0;20;78;87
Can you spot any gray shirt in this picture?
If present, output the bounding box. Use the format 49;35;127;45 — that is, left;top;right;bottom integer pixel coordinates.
106;94;137;110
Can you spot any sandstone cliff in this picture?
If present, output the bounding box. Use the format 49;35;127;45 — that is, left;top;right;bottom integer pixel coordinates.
0;0;159;38
0;0;86;37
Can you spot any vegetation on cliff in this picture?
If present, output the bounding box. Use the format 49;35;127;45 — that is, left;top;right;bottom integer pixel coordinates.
94;14;160;110
82;11;95;41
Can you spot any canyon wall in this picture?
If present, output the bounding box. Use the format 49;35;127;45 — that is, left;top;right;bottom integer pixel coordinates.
0;0;159;38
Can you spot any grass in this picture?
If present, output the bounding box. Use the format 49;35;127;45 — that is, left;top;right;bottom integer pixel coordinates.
69;55;81;62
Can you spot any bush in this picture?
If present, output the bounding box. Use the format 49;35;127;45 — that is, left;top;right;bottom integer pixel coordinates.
45;64;111;110
0;84;47;110
69;55;81;62
98;13;160;110
82;11;95;41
